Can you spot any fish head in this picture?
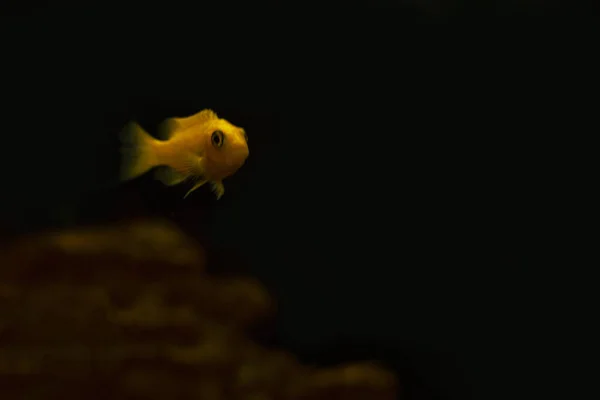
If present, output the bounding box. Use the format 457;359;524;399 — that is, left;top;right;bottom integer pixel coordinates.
203;119;249;179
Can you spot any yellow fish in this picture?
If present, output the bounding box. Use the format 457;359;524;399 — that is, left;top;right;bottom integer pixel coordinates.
119;109;249;199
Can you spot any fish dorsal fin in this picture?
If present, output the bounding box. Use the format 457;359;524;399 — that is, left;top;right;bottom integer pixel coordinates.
157;109;219;140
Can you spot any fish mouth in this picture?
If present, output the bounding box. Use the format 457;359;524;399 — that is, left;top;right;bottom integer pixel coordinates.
237;147;250;160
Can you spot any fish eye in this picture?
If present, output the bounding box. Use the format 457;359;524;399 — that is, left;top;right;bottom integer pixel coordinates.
211;130;224;148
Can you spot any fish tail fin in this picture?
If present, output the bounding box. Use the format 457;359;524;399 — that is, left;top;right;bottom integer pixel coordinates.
119;121;160;181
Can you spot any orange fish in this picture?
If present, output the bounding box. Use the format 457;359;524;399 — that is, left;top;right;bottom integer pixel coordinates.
119;109;249;199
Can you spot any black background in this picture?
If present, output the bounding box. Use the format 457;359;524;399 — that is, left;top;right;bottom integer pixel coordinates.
0;2;590;399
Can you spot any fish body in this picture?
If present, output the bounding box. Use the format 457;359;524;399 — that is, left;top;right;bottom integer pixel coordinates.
119;109;249;199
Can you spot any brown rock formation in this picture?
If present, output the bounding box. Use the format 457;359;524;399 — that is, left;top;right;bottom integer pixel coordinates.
0;220;398;399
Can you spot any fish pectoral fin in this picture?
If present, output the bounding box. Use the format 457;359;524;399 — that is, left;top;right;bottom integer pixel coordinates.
180;154;206;176
210;181;225;200
183;179;208;199
154;166;187;186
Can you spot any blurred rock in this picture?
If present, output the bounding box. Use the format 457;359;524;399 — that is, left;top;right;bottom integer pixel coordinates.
0;219;398;399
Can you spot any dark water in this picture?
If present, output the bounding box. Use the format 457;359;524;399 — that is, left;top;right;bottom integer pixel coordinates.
1;4;578;400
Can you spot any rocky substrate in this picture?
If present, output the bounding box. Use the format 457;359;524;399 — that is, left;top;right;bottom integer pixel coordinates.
0;220;397;399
